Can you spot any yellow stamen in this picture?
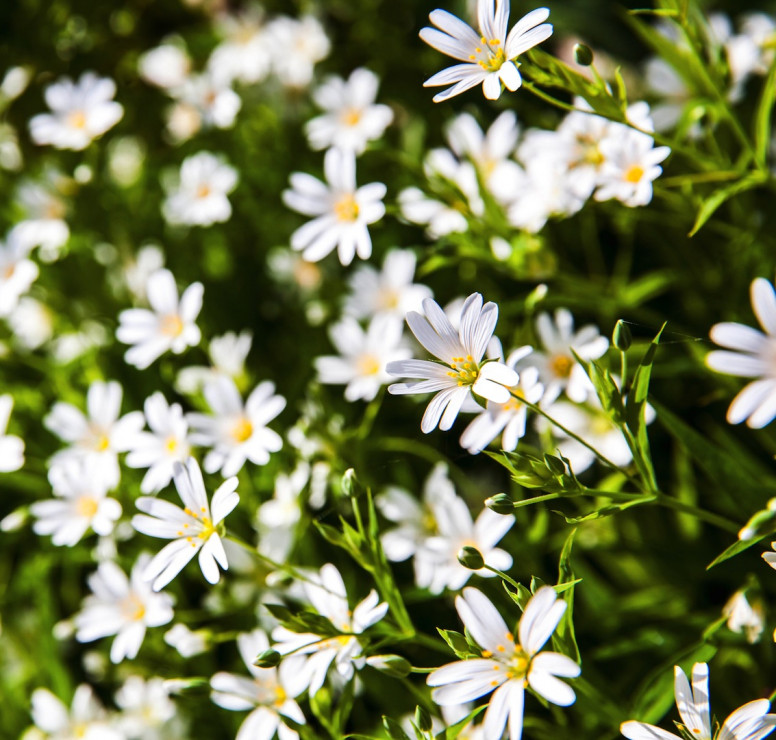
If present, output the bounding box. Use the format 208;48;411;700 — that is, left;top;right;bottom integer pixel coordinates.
160;314;184;337
196;183;212;199
231;417;254;443
341;108;362;127
67;111;87;129
624;164;645;184
334;194;360;222
76;496;99;518
357;354;382;376
550;354;574;379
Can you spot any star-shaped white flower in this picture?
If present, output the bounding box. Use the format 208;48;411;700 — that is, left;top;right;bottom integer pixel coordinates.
0;394;24;472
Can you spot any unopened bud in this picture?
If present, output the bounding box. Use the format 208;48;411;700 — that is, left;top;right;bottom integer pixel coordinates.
544;454;566;476
383;716;411;739
574;43;594;66
485;493;515;515
415;705;433;732
253;649;281;668
613;320;632;351
365;654;412;678
458;545;485;570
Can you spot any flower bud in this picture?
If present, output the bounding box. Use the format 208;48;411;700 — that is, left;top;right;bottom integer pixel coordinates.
415;705;433;732
485;493;515;515
574;43;594;66
613;320;632;351
458;545;485;570
253;649;281;668
366;654;412;678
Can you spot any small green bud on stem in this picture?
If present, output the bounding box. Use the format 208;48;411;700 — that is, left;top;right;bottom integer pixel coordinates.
253;649;281;668
458;545;485;570
485;493;515;515
613;320;632;351
574;43;594;66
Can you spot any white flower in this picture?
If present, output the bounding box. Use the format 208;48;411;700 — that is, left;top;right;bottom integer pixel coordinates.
271;563;388;697
0;393;24;472
460;347;544;454
44;380;144;488
283;148;386;266
344;249;432;322
0;231;38;318
115;676;177;739
31;461;122;546
132;457;239;590
163;152;238;226
315;314;411;402
139;44;191;90
164;623;208;657
188;376;285;477
15;178;70;260
126;393;191;494
178;72;242;129
116;268;203;369
74;554;174;663
266;15;330;88
211;630;306;740
29;72;123;150
621;662;776;740
8;296;53;349
305;68;393;154
123;244;165;301
428;587;580;740
723;590;764;644
30;685;123;740
532;308;609;404
419;3;553;102
208;10;271;85
387;293;519;433
176;330;252;395
707;278;776;428
257;464;308;562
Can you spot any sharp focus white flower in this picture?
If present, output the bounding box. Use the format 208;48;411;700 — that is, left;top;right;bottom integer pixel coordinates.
211;630;306;740
176;330;252;395
31;460;122;546
115;676;177;739
723;589;764;644
707;278;776;428
30;684;123;740
116;268;203;370
29;72;123;150
621;662;776;740
387;293;519;433
139;44;191;90
344;249;433;322
44;380;144;488
305;68;393;154
126;392;191;494
132;457;240;590
188;376;285;477
428;587;580;740
266;15;331;88
283;148;386;266
271;563;388;697
419;3;553;102
163;152;238;226
0;231;38;318
0;393;24;472
74;554;174;663
315;314;411;402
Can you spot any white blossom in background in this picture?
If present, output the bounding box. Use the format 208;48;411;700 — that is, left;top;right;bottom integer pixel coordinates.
428;587;580;740
315;314;411;402
387;293;519;433
0;66;30;102
126;393;191;494
644;58;693;131
14;177;70;260
283;148;386;266
74;554;174;663
532;308;609;404
123;244;165;301
723;13;776;101
344;249;432;323
116;268;203;370
164;623;208;657
31;461;122;546
707;278;776;428
115;676;178;740
177;72;242;129
139;44;191;90
621;662;776;740
176;330;252;395
0;231;38;318
266;15;331;88
30;685;123;740
419;3;553;102
272;563;388;697
398;187;469;239
29;72;123;150
305;68;393;153
163;152;238;226
208;9;271;85
256;463;308;562
188;376;285;476
723;589;764;644
0;394;24;472
8;296;53;350
165;101;202;144
44;379;144;488
132;457;239;590
210;630;306;740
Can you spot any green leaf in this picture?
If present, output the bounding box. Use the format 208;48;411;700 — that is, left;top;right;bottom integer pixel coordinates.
436;629;477;660
754;60;776;166
688;173;767;236
442;706;486;739
707;521;776;569
554;529;581;663
263;603;339;636
383;716;412;739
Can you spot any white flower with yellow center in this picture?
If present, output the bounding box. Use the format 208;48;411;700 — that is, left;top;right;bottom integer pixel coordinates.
126;392;191;494
116;268;203;370
30;684;123;740
208;9;272;86
114;676;177;739
176;330;252;395
74;554;174;663
177;72;242;130
387;293;519;433
266;15;331;88
0;393;24;472
428;587;580;740
315;314;411;402
31;460;122;547
163;151;238;227
0;230;39;318
15;177;70;260
132;457;239;590
282;147;386;266
44;379;144;489
188;376;285;477
305;68;393;154
29;72;123;151
271;563;388;697
621;662;776;740
420;2;553;102
139;43;191;90
211;630;306;740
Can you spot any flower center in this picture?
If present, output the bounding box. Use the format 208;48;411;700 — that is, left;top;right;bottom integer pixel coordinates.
341;107;362;127
196;183;212;199
3;264;15;280
550;354;574;378
378;288;400;310
357;354;382;376
160;313;184;337
76;495;99;519
447;355;479;386
334;194;360;222
470;37;507;72
165;435;179;453
273;685;287;708
67;110;87;129
183;506;218;543
624;164;645;184
506;646;530;680
503;388;525;411
91;431;111;452
231;416;254;443
121;593;147;622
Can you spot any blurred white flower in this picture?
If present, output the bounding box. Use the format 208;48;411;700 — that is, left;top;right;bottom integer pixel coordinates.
165;101;202;144
257;463;308;562
306;68;393;153
30;685;123;740
723;589;764;644
398;186;469;239
8;296;53;350
0;394;24;472
178;72;242;129
283;148;386;266
139;43;191;90
176;330;252;395
163;152;238;226
123;245;165;301
74;554;174;663
188;376;285;477
164;623;208;657
14;178;69;260
209;9;271;85
132;457;239;590
115;676;177;740
267;15;330;88
1;66;31;101
116;268;203;370
29;72;123;150
0;233;37;318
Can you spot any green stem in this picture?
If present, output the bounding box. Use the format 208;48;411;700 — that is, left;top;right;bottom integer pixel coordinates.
483;564;522;591
653;493;739;533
